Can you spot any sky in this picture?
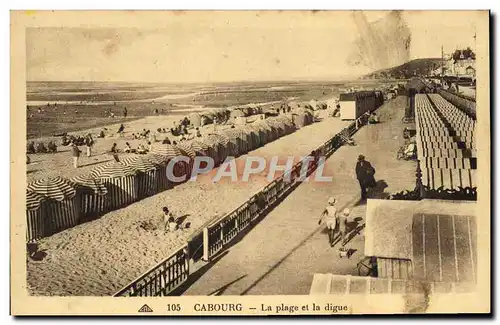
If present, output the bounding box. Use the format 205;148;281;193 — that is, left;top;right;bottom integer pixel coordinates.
26;11;481;83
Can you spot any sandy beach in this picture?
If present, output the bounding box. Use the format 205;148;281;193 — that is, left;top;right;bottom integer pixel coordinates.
26;112;349;296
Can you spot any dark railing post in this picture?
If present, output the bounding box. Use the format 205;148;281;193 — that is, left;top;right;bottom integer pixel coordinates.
415;161;424;199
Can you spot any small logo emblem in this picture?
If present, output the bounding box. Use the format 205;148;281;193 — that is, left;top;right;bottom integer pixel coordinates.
138;304;153;313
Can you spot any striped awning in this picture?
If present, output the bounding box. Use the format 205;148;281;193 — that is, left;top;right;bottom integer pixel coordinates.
71;173;108;195
120;156;159;172
210;133;229;146
190;140;210;155
27;176;76;201
175;142;197;159
91;162;138;178
145;153;169;166
150;144;182;159
26;190;47;210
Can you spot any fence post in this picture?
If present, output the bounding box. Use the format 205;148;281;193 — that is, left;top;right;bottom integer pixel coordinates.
202;227;210;262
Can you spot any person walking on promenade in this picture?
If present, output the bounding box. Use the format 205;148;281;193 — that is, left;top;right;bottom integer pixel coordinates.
71;142;81;168
318;197;338;247
338;208;350;247
85;134;94;157
355;155;376;201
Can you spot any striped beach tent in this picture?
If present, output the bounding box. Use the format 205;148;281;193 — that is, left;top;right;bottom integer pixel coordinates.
241;125;261;150
150;144;189;184
199;136;223;166
27;177;79;237
210;133;231;161
265;118;286;138
175;142;197;179
220;129;243;157
91;162;139;211
71;173;108;220
144;153;172;192
250;123;269;145
26;190;47;242
120;156;159;199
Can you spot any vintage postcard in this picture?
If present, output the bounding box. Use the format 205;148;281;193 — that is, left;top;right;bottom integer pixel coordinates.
10;10;490;315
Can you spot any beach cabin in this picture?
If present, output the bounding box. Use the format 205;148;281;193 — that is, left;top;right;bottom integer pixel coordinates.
338;91;379;120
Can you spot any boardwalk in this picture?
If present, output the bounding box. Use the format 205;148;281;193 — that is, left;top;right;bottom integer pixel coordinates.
181;96;417;295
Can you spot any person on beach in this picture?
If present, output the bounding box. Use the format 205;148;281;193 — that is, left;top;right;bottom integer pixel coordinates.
36;142;47;154
162;207;177;233
355;155;376;201
47;141;57;153
98;130;105;138
368;112;379;124
338;208;350;247
84;134;94;157
196;128;202;138
123;107;127;118
124;142;133;153
117;124;125;137
27;141;36;154
71;142;81;168
109;143;120;162
318;197;338;247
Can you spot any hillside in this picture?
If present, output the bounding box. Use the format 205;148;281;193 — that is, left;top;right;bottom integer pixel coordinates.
363;58;443;79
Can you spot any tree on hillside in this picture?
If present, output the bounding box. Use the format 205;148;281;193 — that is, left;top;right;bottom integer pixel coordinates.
452;47;476;62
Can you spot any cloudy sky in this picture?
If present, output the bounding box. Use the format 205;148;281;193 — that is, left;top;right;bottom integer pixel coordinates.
26;11;481;82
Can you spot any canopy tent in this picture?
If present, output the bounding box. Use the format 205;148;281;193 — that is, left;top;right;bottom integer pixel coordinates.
120;156;159;199
189;113;202;128
71;173;108;220
149;144;189;186
91;162;139;211
26;190;47;242
27;177;79;237
240;126;261;151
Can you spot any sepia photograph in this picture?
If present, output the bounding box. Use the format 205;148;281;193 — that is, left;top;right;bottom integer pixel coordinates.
10;9;490;315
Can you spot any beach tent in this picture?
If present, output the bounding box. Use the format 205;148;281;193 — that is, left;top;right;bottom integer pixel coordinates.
243;124;264;149
26;190;47;242
27;176;79;237
144;153;172;191
275;115;296;135
120;156;159;199
249;123;269;146
199;135;225;166
175;142;198;179
210;133;232;160
150;144;189;185
200;114;213;126
292;112;309;128
230;109;245;119
266;118;286;138
71;173;108;221
91;162;139;211
189;113;202;128
221;128;249;156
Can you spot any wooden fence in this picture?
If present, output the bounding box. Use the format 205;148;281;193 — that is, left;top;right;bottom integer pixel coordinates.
113;244;189;297
114;113;369;297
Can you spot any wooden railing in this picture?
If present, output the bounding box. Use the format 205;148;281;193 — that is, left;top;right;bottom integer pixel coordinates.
113;244;189;297
114;112;371;296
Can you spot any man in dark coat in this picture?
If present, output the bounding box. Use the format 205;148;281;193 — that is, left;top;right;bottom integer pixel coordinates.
355;155;376;200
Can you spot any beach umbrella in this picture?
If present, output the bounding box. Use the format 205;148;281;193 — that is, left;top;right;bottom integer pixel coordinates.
26;190;47;242
145;153;169;166
120;156;159;199
190;140;210;155
120;156;158;172
150;144;183;159
71;173;108;220
91;161;138;178
27;176;76;201
175;142;197;159
71;173;108;195
90;162;139;210
27;177;79;236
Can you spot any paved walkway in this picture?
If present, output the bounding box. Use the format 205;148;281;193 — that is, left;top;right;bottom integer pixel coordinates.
182;96;417;295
